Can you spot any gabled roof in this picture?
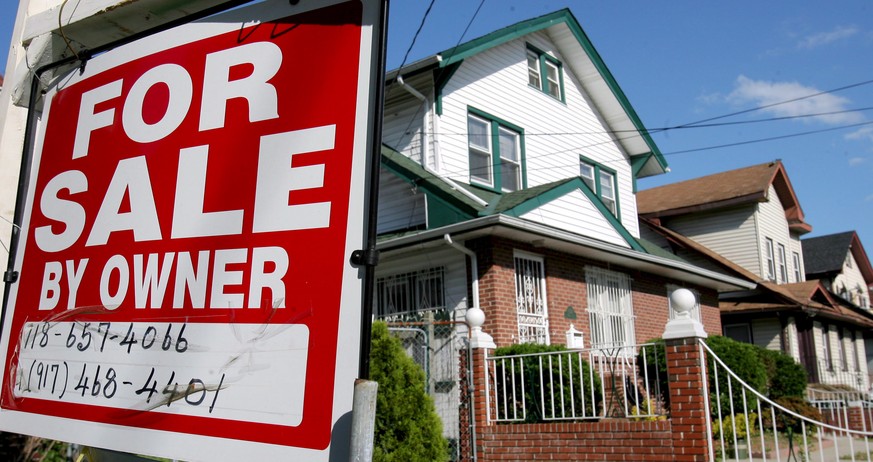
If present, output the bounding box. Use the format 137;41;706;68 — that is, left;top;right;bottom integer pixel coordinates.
389;9;668;179
638;161;812;234
642;219;873;327
381;147;643;251
803;231;873;284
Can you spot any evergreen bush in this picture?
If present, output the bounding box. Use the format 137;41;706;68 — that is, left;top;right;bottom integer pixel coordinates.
370;322;448;462
492;343;602;422
756;348;808;399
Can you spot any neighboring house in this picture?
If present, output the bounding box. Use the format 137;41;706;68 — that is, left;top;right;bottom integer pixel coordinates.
803;231;873;383
372;9;753;450
638;161;873;392
803;231;873;310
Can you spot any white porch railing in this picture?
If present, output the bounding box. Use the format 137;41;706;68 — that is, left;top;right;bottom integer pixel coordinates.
702;339;873;462
484;343;664;423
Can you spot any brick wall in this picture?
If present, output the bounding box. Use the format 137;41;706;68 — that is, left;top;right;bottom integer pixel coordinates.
476;421;674;461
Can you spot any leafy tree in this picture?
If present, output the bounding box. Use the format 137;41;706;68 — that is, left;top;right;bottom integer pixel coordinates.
370;322;448;462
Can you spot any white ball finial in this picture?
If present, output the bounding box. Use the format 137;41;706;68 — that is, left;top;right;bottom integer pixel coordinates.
670;288;696;318
465;306;485;329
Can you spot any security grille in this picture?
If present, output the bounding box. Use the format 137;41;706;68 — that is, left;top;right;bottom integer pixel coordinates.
585;266;635;351
514;252;549;344
375;267;445;321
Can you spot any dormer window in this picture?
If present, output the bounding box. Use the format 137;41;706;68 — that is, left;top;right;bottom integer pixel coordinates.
580;156;618;217
526;44;564;102
468;109;525;192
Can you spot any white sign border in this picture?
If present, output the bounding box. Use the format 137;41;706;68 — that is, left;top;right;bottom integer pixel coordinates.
0;0;380;460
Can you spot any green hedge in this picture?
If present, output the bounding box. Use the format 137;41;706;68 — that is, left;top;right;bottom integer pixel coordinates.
639;336;807;418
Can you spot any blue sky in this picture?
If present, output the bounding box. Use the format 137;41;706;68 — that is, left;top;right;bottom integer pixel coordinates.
3;1;873;249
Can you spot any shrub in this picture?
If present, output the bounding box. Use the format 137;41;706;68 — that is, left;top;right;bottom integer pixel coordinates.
764;396;822;434
756;348;808;399
492;343;602;422
639;336;806;418
370;322;448;462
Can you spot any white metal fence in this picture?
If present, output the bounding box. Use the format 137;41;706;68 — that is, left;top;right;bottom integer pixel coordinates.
485;343;664;423
702;339;873;462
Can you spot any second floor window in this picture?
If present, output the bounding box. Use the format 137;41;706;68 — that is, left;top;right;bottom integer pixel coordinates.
792;252;802;282
468;111;524;192
579;157;619;217
778;244;788;283
765;238;776;281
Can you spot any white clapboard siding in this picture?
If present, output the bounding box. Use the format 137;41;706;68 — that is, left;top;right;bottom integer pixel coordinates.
756;185;794;282
519;190;630;248
383;72;436;165
375;247;469;316
377;168;426;234
665;206;760;276
832;254;870;304
751;318;781;351
436;32;640;237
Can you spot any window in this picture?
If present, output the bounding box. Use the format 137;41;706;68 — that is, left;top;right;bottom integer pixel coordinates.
851;330;861;372
514;252;549;344
778;244;788;283
526;50;541;89
526;44;564;101
579;156;619;217
468;110;524;192
375;267;445;320
792;252;802;282
822;324;833;371
667;285;701;322
586;266;635;351
837;328;847;371
764;238;776;281
724;324;751;344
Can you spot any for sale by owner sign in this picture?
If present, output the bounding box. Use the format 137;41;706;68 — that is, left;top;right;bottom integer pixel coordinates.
0;0;381;460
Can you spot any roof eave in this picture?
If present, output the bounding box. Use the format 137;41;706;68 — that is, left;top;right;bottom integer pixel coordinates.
377;214;755;292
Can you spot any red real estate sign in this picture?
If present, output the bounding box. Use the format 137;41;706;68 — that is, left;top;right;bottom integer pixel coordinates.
0;1;380;460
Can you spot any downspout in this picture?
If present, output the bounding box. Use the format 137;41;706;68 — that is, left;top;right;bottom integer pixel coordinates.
396;77;489;208
443;233;479;462
396;75;429;169
444;234;479;310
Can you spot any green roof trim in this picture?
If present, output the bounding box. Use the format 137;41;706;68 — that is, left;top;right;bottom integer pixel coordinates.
438;9;667;176
434;61;462;116
380;145;482;220
483;177;645;252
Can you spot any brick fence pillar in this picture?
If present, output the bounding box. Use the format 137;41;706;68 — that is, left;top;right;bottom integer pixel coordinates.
664;288;711;462
464;306;496;461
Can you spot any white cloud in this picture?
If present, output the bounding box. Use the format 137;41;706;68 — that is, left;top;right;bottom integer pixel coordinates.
728;75;865;125
798;25;859;49
849;157;866;166
846;126;873;142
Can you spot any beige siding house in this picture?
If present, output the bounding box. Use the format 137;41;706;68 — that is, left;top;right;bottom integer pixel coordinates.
638;161;873;392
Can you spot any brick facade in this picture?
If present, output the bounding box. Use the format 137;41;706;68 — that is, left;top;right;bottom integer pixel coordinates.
467;236;722;348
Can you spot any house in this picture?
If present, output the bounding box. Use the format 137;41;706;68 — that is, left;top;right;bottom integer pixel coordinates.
637;161;873;391
803;231;873;310
803;231;873;382
373;9;753;455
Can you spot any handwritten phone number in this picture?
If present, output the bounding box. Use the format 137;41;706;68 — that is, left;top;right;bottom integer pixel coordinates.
22;322;189;354
18;360;224;412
